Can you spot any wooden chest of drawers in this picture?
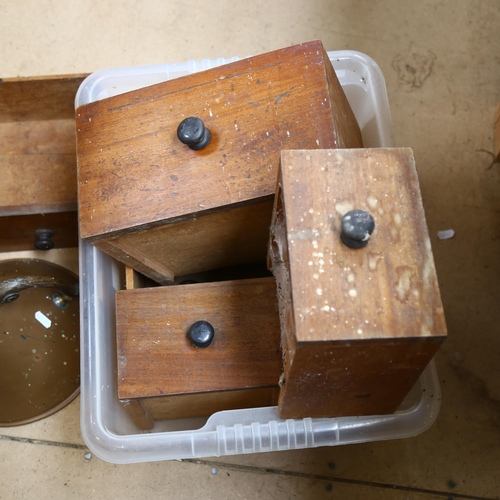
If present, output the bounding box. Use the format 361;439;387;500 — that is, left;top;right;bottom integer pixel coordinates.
76;40;362;284
267;148;447;419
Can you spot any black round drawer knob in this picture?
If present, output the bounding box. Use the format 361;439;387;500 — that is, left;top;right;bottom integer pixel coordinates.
177;117;212;150
34;229;54;251
340;210;375;249
188;320;215;348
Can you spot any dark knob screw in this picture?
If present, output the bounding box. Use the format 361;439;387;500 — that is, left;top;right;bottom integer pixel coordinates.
177;117;212;150
188;320;215;348
34;229;54;251
340;210;375;249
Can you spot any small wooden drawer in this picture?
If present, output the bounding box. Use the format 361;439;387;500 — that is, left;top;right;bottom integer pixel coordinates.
76;40;363;284
268;148;447;419
0;74;87;251
116;277;282;430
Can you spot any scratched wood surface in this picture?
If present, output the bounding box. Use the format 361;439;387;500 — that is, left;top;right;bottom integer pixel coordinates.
116;277;282;427
76;40;362;282
268;148;447;419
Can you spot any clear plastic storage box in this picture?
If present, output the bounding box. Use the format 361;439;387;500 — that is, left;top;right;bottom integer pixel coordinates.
78;50;441;464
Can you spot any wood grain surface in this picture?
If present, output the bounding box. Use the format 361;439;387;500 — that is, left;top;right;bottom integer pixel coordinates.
0;74;87;122
0;120;77;215
103;199;275;283
268;148;447;419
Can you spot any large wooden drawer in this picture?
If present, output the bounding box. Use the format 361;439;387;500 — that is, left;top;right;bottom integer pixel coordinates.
76;40;363;284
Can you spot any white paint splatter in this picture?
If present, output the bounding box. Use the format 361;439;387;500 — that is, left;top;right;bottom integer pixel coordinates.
367;195;378;209
438;229;454;239
35;311;51;329
335;202;354;216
